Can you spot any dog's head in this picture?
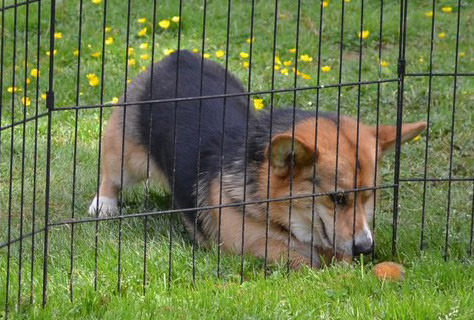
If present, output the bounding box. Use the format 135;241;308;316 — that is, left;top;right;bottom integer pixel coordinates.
262;115;426;259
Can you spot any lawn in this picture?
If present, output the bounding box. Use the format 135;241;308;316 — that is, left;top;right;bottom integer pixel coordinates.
1;0;473;319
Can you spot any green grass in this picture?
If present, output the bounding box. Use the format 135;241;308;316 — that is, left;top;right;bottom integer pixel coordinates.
1;0;473;318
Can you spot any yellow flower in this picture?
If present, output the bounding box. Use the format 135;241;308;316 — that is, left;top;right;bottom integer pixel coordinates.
110;97;119;104
279;14;288;19
253;99;264;110
321;65;331;72
419;57;425;63
358;30;370;40
192;48;199;53
139;43;149;49
438;32;446;39
322;1;328;8
344;0;351;2
127;79;132;84
41;94;47;100
45;50;57;56
459;52;465;58
203;53;210;59
138;18;146;23
280;68;289;75
88;75;100;87
274;65;281;71
91;0;102;4
128;58;136;66
425;11;433;17
171;16;180;23
289;48;296;53
283;60;292;66
128;47;135;55
140;66;146;71
21;97;31;106
412;135;421;142
54;32;63;39
138;27;147;37
140;54;149;60
26;78;31;84
163;48;175;56
246;37;255;44
73;49;79;56
243;61;249;68
274;56;282;65
105;26;112;32
215;50;225;58
7;86;22;93
441;7;452;13
159;19;170;29
239;52;249;59
300;54;313;62
105;37;114;45
31;68;39;77
301;73;311;80
292;68;301;76
380;61;389;67
91;51;101;58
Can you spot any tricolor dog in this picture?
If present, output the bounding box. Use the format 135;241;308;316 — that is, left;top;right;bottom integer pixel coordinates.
89;51;426;268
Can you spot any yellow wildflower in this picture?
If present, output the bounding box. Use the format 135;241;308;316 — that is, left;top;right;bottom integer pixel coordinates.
300;54;313;62
21;97;31;106
163;48;175;56
441;7;452;13
322;1;328;8
344;0;351;2
105;37;114;45
283;60;292;66
289;48;296;53
280;68;289;75
380;61;389;67
7;86;22;93
73;49;79;56
128;58;136;66
127;79;132;84
321;65;331;72
253;99;264;110
128;47;135;55
88;74;99;87
26;78;31;84
192;48;199;53
243;61;249;68
91;51;101;58
425;11;433;17
31;68;39;77
459;52;465;58
279;14;288;19
239;52;249;59
274;56;282;65
419;58;425;63
203;53;210;59
105;26;112;32
54;32;63;39
138;27;147;37
45;50;57;56
110;97;119;104
41;94;47;100
171;16;180;23
138;18;146;23
246;37;255;44
412;135;421;142
139;43;149;49
140;66;146;71
159;20;170;29
91;0;102;4
274;65;281;71
358;30;370;40
438;32;446;39
300;73;312;80
140;54;149;60
215;50;225;58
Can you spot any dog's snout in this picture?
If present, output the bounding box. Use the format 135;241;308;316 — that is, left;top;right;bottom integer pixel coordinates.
353;231;374;256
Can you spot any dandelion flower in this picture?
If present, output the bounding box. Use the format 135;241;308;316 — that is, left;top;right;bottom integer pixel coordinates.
344;0;351;2
139;43;149;49
322;1;328;8
105;26;112;32
441;7;452;13
438;32;446;39
239;52;249;59
31;68;39;77
412;135;421;142
127;79;132;84
215;50;225;58
105;37;114;45
243;61;249;68
321;65;331;72
274;56;282;65
300;54;313;62
163;48;175;56
21;97;31;106
88;74;100;87
358;30;370;40
45;50;57;56
138;27;147;37
192;48;199;53
289;48;296;53
425;11;433;17
419;57;425;63
110;97;119;104
138;18;146;23
140;54;149;60
203;53;210;59
73;49;79;57
140;66;146;71
274;65;281;71
7;86;22;93
159;19;170;29
128;47;135;55
91;51;101;58
91;0;102;4
171;16;180;23
128;58;136;66
253;99;264;110
54;32;63;39
280;68;289;75
459;52;465;58
26;78;31;84
300;73;312;80
283;60;292;66
41;94;47;100
246;37;255;44
380;61;389;67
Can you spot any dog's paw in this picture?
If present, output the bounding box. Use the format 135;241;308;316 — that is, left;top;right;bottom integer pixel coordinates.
88;196;118;217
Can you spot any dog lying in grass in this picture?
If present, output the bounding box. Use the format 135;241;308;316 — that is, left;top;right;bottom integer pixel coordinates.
89;50;426;268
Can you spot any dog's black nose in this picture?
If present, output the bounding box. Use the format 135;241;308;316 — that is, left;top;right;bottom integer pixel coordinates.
353;239;374;256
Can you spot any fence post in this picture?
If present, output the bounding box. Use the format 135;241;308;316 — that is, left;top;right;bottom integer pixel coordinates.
42;0;56;308
391;0;407;257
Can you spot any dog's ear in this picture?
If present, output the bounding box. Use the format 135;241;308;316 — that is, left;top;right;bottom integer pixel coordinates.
373;121;427;152
267;134;315;177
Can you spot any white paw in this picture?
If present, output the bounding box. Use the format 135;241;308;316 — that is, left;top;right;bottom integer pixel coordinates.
88;196;118;217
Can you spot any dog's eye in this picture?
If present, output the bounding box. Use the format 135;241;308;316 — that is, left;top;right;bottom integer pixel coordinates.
329;192;347;206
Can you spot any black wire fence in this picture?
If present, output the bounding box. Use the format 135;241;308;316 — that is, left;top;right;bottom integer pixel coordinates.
1;0;472;315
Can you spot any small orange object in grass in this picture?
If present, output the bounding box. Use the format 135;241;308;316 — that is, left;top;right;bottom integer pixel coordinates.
373;262;405;281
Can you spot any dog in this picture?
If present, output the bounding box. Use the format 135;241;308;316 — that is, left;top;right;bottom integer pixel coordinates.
89;50;426;268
